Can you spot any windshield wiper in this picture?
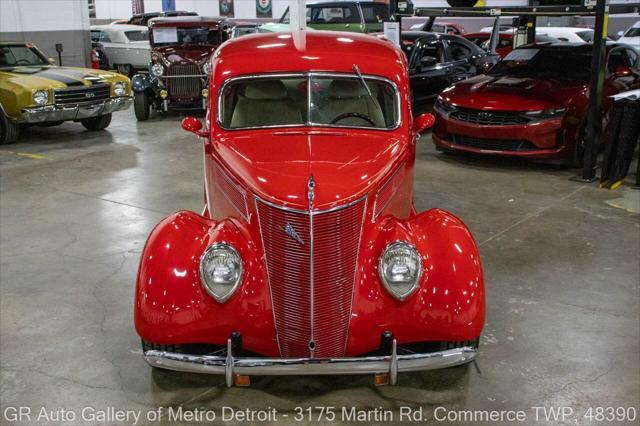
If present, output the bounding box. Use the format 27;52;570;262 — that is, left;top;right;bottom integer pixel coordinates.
352;64;375;103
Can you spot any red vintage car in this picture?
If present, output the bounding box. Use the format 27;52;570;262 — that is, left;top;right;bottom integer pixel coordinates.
135;31;485;386
433;43;640;164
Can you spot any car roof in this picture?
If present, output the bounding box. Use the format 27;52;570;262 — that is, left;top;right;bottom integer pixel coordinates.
149;16;225;26
213;31;405;83
306;1;380;6
91;24;147;31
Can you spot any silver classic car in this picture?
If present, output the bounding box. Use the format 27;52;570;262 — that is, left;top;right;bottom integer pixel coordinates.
90;24;150;76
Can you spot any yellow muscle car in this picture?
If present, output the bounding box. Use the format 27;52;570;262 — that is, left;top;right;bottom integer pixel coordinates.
0;41;133;144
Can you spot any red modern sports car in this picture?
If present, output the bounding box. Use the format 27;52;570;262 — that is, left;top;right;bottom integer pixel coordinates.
432;43;640;164
134;31;485;386
463;32;560;58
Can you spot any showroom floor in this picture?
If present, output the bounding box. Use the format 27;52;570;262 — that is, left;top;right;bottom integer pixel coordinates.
1;110;638;424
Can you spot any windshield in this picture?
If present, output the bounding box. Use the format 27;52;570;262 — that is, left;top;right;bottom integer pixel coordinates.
624;27;640;37
152;26;220;46
125;30;148;41
488;48;591;82
219;74;399;130
0;44;48;68
576;30;594;42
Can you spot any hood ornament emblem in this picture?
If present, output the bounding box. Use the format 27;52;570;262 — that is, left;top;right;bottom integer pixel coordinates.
307;175;315;205
283;223;304;245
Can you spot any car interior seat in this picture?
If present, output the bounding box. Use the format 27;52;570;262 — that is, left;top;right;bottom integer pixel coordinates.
321;80;385;127
230;80;303;128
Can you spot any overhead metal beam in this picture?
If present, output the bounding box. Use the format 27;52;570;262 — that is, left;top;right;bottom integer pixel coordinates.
414;4;638;17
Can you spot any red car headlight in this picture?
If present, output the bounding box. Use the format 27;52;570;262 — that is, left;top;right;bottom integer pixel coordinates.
199;242;243;303
378;241;423;301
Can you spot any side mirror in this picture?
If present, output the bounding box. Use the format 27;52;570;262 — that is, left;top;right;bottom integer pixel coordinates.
48;57;56;65
617;30;624;37
615;66;632;77
414;113;435;134
181;116;207;137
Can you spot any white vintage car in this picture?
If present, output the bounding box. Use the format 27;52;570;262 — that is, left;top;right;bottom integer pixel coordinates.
90;24;150;76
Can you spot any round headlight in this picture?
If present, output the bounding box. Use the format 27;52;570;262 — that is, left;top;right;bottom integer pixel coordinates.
113;82;126;96
202;60;212;75
33;89;48;106
151;63;164;77
199;243;243;303
378;241;422;301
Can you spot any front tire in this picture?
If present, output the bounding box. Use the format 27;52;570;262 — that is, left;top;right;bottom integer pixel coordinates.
134;92;151;121
0;109;20;144
81;113;112;131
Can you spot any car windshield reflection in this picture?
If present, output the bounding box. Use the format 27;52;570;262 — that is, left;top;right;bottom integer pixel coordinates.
218;73;400;130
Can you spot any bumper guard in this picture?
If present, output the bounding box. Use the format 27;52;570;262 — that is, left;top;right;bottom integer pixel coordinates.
144;338;477;387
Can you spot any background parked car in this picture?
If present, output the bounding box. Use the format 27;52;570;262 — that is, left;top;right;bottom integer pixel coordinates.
0;41;132;144
409;21;466;35
398;32;499;112
132;16;228;120
432;43;640;165
617;21;640;51
481;26;596;44
279;1;390;33
464;32;560;58
90;24;150;76
127;10;198;26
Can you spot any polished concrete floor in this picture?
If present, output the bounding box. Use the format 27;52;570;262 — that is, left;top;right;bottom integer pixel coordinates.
1;110;638;425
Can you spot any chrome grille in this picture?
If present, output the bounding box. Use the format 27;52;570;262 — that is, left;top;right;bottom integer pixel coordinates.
167;63;203;98
54;83;110;106
450;107;529;126
256;198;366;358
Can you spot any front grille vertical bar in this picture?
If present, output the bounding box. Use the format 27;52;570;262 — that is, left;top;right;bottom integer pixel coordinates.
307;176;316;358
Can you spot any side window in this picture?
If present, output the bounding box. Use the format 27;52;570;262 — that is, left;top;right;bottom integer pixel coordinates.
311;6;359;24
448;41;472;61
607;49;629;73
626;49;639;69
360;4;390;23
411;39;445;69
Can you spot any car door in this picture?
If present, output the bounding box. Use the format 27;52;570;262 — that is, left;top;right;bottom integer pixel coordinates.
308;5;363;33
408;37;451;106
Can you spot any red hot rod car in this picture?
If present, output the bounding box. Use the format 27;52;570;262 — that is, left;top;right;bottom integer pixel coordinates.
135;31;485;386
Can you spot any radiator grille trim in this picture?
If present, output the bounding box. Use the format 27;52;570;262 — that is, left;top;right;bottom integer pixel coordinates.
166;63;204;98
53;83;111;106
450;107;530;126
255;195;367;359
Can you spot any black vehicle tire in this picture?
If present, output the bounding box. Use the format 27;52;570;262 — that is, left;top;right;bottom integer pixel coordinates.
0;109;20;144
81;113;112;131
447;0;478;7
134;92;151;121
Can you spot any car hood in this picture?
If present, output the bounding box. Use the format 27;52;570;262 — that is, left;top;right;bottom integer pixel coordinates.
441;74;585;111
0;65;117;89
212;130;408;210
155;45;216;64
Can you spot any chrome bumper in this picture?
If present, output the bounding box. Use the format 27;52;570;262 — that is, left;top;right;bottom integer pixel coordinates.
144;339;477;387
18;97;133;123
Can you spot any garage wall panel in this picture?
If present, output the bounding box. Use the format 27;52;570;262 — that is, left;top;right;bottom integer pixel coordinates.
0;0;91;67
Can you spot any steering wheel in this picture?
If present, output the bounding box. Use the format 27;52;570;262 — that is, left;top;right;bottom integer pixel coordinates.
16;59;31;65
330;112;376;126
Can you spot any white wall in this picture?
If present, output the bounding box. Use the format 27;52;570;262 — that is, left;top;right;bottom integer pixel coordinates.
1;0;89;32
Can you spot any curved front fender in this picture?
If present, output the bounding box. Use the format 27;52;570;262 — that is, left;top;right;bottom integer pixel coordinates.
347;208;485;355
134;210;278;356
